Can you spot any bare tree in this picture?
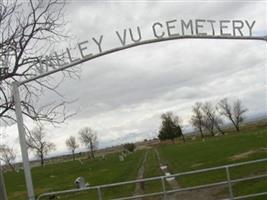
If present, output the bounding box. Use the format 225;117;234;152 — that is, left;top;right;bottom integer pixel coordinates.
79;127;98;159
27;125;56;166
0;0;78;129
190;102;205;138
0;145;16;171
213;115;225;135
217;98;248;131
201;102;225;136
65;136;79;161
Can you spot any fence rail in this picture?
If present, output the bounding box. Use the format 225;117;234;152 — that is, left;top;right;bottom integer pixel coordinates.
37;158;267;200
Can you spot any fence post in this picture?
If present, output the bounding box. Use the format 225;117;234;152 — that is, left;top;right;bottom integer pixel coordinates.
161;177;167;200
97;187;103;200
225;166;234;200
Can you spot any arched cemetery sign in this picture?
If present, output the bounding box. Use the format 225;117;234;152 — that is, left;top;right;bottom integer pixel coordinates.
7;18;267;200
1;18;266;81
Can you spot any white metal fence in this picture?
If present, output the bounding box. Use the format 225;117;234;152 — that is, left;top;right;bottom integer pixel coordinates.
37;158;267;200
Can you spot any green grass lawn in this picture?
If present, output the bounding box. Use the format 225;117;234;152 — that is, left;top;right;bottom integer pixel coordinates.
5;122;267;200
5;151;145;200
158;125;267;199
143;149;163;199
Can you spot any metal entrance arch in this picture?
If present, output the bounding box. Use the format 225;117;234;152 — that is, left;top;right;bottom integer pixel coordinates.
12;34;267;200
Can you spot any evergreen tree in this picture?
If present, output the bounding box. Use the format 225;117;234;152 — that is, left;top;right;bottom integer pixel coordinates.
158;112;185;142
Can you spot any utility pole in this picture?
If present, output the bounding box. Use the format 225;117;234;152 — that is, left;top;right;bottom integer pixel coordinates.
0;164;8;200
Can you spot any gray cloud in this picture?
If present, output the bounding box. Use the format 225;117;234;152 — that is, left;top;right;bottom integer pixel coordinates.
3;1;266;160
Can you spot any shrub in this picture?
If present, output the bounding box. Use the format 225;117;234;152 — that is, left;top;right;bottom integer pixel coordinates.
123;143;136;152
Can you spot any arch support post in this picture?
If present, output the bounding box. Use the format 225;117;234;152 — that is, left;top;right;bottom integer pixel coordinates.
12;82;35;200
0;164;8;200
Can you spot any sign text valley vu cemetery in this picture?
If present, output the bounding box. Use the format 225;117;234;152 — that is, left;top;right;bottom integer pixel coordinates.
27;19;256;76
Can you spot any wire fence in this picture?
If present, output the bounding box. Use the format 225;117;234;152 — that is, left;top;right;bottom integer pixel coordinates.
37;158;267;200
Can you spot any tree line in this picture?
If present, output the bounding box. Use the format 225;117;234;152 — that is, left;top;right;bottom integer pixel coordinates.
0;126;98;169
1;97;247;169
158;98;248;142
33;126;98;166
65;127;98;161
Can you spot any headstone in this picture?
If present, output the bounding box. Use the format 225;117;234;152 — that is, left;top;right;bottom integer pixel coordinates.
122;151;127;158
160;165;167;170
78;159;83;165
165;172;175;181
74;176;89;188
119;155;124;161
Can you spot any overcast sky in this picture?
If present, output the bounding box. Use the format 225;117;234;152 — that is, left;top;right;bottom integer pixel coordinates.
1;0;267;161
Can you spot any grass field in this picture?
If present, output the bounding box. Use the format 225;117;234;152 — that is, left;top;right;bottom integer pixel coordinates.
5;150;145;200
143;150;163;197
4;120;267;200
158;124;267;199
